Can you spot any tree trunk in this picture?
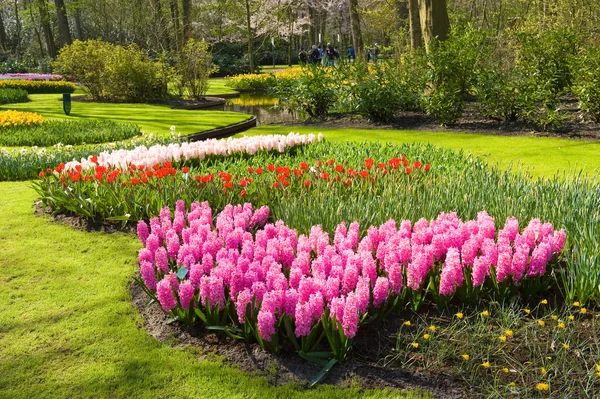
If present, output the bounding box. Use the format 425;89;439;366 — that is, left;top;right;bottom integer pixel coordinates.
54;0;72;47
169;0;181;50
14;0;22;52
418;0;449;53
36;0;56;58
244;0;254;71
348;0;363;61
0;11;8;51
151;0;167;50
73;2;84;40
408;0;422;48
182;0;192;41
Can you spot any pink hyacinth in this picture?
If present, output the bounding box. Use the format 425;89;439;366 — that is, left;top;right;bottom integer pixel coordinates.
178;281;196;310
156;279;177;312
257;310;277;341
294;302;314;337
235;288;253;323
342;294;359;339
439;247;461;296
155;247;169;273
373;277;390;307
140;260;156;290
137;220;150;245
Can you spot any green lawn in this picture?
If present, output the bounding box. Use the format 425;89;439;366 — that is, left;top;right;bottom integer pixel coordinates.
2;88;248;137
207;78;238;95
0;181;427;399
245;126;600;179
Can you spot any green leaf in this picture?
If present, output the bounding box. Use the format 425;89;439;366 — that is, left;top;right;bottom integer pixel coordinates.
309;359;338;387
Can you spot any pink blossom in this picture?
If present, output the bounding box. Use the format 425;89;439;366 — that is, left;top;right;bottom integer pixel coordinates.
140;260;156;290
257;310;277;341
156;279;177;312
155;247;169;273
342;294;359;339
373;277;390;307
178;281;196;310
137;220;150;245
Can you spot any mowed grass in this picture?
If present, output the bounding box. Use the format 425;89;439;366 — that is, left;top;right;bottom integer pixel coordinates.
1;87;248;137
0;181;428;399
246;125;600;179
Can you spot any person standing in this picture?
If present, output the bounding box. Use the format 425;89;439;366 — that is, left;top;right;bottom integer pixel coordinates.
298;47;307;64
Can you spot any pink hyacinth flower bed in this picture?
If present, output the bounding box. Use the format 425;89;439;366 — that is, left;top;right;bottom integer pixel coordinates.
136;201;565;360
64;132;323;172
0;73;63;81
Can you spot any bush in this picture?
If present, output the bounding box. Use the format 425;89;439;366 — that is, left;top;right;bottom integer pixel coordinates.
272;65;339;118
572;46;600;122
350;61;424;122
174;39;216;100
0;79;75;94
0;88;29;105
53;40;111;97
424;25;490;125
474;69;520;122
211;42;260;77
0;119;140;147
54;40;168;101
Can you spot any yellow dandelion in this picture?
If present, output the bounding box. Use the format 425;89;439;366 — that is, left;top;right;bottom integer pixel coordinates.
562;343;569;349
411;342;419;348
573;301;580;307
551;315;558;321
455;312;464;319
536;383;549;391
524;309;531;314
558;322;566;329
481;361;490;368
580;308;587;314
481;310;489;317
423;333;430;340
428;325;437;332
505;329;513;337
462;354;470;361
403;320;411;326
568;315;575;321
502;367;509;373
538;320;545;327
540;299;548;305
499;335;507;342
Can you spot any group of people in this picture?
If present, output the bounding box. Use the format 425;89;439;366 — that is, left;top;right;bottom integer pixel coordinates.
298;43;380;66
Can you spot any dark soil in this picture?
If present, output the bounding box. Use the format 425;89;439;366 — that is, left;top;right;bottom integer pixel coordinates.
282;101;600;142
130;283;468;398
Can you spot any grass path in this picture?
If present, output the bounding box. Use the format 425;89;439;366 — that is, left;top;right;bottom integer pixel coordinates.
2;88;248;137
0;181;424;399
247;126;600;179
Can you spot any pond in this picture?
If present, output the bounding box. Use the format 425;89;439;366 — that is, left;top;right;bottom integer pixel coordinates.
220;92;303;125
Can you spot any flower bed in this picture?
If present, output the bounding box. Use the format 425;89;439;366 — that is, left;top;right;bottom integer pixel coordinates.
225;67;303;90
135;201;565;362
0;79;76;94
0;73;63;81
0;110;46;127
0;119;140;147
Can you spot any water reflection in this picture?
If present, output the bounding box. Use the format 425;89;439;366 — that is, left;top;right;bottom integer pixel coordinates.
223;92;302;125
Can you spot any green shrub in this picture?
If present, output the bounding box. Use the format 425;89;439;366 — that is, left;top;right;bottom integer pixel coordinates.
53;40;112;98
0;79;75;94
272;65;339;118
174;39;217;100
54;40;169;101
572;46;600;122
0;88;29;105
350;62;424;122
425;25;490;125
474;69;520;122
0;119;140;147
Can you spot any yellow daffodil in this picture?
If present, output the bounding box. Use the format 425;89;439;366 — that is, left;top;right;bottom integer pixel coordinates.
536;383;549;391
580;308;587;314
481;361;490;368
551;315;558;321
0;110;46;127
411;342;419;348
428;325;436;332
462;354;470;361
540;299;548;305
558;322;566;329
502;367;509;373
573;301;580;307
541;367;547;374
423;333;430;340
538;320;545;327
481;310;489;317
499;335;507;342
403;320;411;326
508;382;516;387
524;309;531;314
455;312;464;319
505;329;513;337
562;343;569;349
568;315;575;321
